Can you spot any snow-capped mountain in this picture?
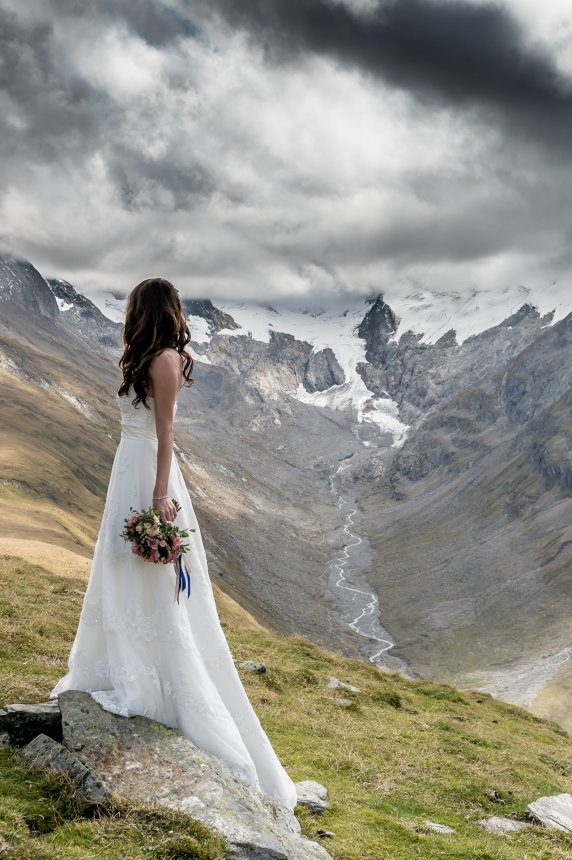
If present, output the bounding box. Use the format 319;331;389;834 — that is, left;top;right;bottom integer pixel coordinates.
2;253;571;733
200;300;410;446
82;280;572;452
377;281;572;346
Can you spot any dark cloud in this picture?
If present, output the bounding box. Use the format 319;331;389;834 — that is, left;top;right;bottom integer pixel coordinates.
201;0;572;154
108;147;214;212
0;7;104;162
52;0;200;47
0;4;211;211
0;0;571;307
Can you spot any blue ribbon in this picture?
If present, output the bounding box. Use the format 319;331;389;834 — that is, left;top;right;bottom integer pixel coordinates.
176;554;192;603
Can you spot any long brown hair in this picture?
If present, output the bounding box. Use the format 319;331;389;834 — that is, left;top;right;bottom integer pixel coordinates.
118;277;194;409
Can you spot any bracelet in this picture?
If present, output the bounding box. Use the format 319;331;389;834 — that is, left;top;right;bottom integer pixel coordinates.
153;495;170;500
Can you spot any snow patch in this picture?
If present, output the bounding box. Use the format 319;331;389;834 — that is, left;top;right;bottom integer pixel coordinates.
387;284;572;346
187;314;211;344
217;300;409;447
55;297;74;312
82;289;127;323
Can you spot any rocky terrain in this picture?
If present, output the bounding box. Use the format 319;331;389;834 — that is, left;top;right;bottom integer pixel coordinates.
0;252;571;731
1;691;332;859
350;297;572;729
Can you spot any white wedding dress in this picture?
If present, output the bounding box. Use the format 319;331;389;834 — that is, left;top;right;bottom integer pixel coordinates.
50;386;298;811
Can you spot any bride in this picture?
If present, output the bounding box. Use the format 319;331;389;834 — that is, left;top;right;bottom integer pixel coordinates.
50;277;299;811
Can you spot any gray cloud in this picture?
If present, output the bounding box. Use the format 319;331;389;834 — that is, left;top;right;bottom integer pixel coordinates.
202;0;572;155
0;7;104;162
0;0;571;310
52;0;200;47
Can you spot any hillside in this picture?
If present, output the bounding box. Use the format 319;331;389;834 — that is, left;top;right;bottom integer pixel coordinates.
1;252;571;733
1;552;572;859
0;256;359;656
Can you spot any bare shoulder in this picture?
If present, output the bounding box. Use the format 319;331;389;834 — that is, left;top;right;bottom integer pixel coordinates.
149;348;182;392
151;347;181;369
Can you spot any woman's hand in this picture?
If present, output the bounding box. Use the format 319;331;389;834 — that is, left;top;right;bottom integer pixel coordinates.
153;496;177;524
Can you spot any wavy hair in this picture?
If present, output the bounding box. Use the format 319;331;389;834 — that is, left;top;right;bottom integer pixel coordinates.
118;277;194;409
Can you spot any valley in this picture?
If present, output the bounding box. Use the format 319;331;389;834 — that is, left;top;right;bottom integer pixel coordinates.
326;464;405;673
1;253;571;733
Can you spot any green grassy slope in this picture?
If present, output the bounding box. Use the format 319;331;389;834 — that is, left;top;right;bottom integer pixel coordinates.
1;554;571;859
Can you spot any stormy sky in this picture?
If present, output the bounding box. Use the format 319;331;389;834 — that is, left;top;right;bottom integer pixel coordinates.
1;0;572;306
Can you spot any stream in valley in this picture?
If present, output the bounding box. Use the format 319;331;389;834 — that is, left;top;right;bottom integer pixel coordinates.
326;466;397;666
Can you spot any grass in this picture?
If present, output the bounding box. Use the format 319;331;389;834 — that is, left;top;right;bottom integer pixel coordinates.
0;747;228;859
1;553;572;859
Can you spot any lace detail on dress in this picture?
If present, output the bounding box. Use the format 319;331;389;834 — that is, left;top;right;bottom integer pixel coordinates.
81;598;202;652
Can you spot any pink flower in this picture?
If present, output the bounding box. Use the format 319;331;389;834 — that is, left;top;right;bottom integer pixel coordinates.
131;544;141;555
172;536;182;548
127;514;140;526
149;539;158;549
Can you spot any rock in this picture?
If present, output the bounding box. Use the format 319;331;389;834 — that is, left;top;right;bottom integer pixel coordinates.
485;789;505;803
358;294;398;365
477;817;529;834
183;298;240;334
58;691;331;859
435;329;458;348
295;780;328;814
326;677;360;693
304;348;345;393
526;793;572;831
19;733;108;802
332;697;354;707
0;733;10;747
0;700;62;746
234;660;267;674
316;828;335;838
425;821;455;834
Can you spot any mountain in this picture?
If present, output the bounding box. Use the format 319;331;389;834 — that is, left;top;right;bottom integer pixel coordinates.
0;256;365;666
1;253;571;733
0;254;59;320
182;290;572;730
47;277;122;348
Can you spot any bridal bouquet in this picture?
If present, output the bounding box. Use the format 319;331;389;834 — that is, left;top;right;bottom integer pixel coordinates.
120;500;195;603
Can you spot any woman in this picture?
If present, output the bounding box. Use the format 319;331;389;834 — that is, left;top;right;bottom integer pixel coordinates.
50;277;298;811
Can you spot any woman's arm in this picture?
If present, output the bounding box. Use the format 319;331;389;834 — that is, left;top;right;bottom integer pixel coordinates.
149;349;181;524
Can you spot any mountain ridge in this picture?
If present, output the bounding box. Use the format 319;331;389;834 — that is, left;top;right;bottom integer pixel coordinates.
1;253;570;732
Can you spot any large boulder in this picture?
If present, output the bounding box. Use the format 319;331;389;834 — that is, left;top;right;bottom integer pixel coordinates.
58;691;331;860
526;794;572;831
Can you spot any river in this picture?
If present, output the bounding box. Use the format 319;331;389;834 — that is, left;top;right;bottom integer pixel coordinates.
326;466;397;666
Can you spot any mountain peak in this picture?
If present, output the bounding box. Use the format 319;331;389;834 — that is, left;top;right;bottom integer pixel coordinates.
182;298;239;334
0;254;59;320
357;294;399;363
